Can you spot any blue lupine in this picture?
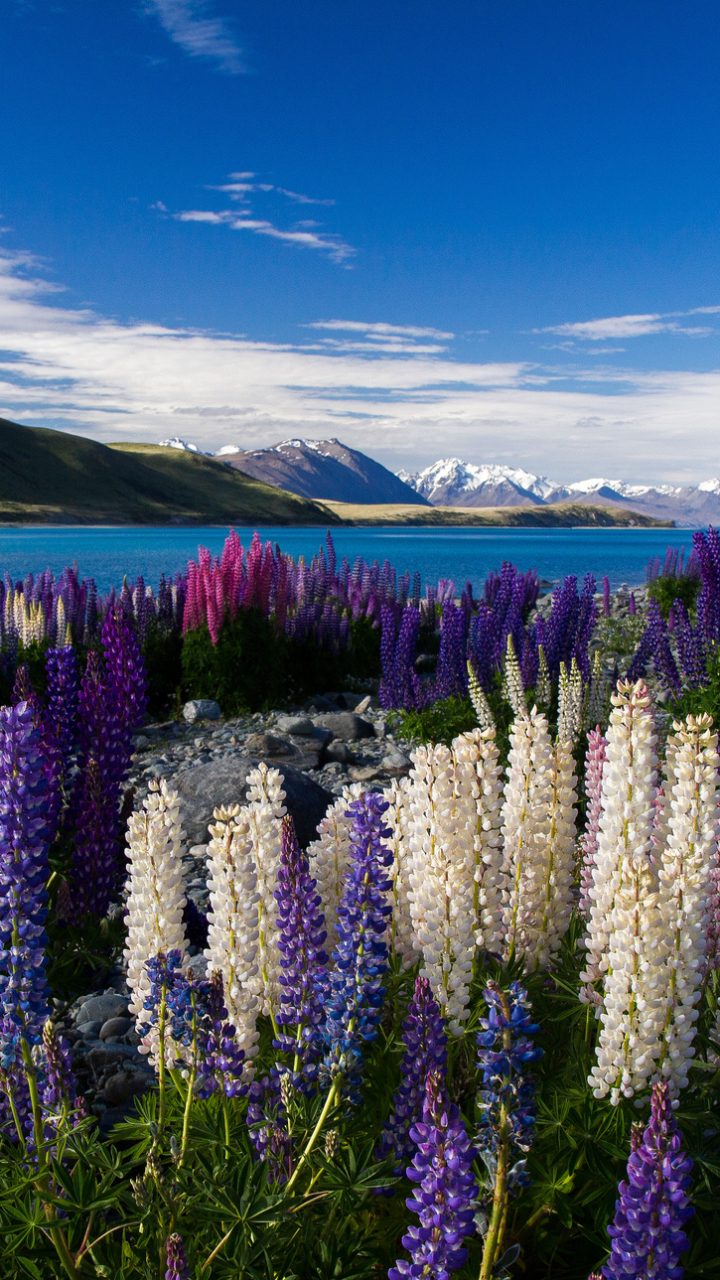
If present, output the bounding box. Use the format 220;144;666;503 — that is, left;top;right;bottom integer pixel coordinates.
323;793;393;1098
274;815;328;1075
388;1069;478;1280
377;976;447;1175
603;1081;693;1280
475;981;542;1177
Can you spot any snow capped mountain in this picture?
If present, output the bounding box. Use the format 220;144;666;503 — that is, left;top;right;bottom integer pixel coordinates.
221;437;428;505
399;457;720;526
158;437;202;453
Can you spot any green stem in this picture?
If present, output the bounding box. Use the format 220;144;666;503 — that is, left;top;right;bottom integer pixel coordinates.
157;982;167;1134
20;1040;81;1280
479;1110;510;1280
284;1078;340;1193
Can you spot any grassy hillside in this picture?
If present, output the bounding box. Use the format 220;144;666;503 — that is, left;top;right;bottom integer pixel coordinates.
324;499;674;528
0;419;339;525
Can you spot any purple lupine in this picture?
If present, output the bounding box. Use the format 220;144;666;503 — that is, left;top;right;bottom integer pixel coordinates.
165;1233;191;1280
274;815;328;1073
323;793;393;1099
388;1070;477;1280
579;729;608;917
603;576;611;617
102;606;149;735
377;976;447;1175
40;1020;79;1113
45;646;79;777
475;982;542;1173
629;592;637;616
434;601;468;700
672;600;705;686
646;597;682;696
11;666;62;844
0;704;50;1091
603;1081;693;1280
379;605;426;710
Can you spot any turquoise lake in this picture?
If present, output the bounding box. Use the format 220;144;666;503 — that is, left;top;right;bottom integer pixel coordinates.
0;525;698;594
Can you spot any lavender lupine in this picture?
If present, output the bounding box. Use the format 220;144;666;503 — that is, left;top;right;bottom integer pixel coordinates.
388;1070;477;1280
274;815;328;1073
377;976;447;1175
603;1081;693;1280
323;793;393;1099
166;1233;191;1280
476;982;542;1280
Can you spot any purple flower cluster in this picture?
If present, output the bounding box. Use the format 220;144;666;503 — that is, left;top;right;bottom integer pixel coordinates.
11;665;62;846
475;982;542;1173
388;1070;477;1280
379;605;426;710
631;529;720;692
274;815;328;1072
537;572;598;683
434;601;469;701
377;976;448;1175
45;646;79;783
323;793;393;1098
166;1233;191;1280
603;1081;693;1280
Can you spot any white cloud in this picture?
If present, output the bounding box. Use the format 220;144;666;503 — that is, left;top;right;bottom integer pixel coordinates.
538;306;720;341
171;172;355;264
308;320;455;340
146;0;246;74
1;249;720;484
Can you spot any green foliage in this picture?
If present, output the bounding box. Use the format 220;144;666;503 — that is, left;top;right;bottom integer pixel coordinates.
648;574;700;619
141;622;183;720
395;694;479;745
669;645;720;726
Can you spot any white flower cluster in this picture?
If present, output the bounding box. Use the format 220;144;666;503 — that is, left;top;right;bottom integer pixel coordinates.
204;804;260;1073
243;763;286;1018
557;658;584;746
501;709;577;971
583;682;720;1103
307;782;364;956
382;776;415;969
124;779;188;1063
466;661;495;730
502;635;528;717
452;728;505;953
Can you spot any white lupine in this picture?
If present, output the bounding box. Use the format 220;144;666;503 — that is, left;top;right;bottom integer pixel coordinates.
467;661;495;730
451;728;505;952
383;776;416;969
124;779;188;1062
585;650;608;733
557;659;584;746
581;680;658;992
307;782;364;954
655;715;719;1096
500;709;554;970
535;736;578;965
502;634;528;717
204;804;260;1073
407;744;477;1034
535;643;551;710
243;763;286;1018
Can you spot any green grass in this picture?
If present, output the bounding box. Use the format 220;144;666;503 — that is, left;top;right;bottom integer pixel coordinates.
0;418;340;525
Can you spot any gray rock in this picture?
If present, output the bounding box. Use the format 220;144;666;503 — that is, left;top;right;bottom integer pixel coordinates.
88;1044;128;1068
382;752;412;775
99;1017;132;1042
103;1073;134;1106
313;713;375;742
75;994;129;1027
78;1021;102;1041
275;715;315;737
183;699;221;723
373;720;387;739
325;739;353;764
173;755;333;848
245;732;294;756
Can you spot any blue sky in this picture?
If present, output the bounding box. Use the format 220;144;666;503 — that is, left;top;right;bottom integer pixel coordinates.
2;0;720;483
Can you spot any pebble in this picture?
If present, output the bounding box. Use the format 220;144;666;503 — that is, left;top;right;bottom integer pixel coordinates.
75;993;129;1027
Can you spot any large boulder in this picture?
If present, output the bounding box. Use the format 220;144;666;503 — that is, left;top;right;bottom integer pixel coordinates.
312;712;375;742
173;755;333;848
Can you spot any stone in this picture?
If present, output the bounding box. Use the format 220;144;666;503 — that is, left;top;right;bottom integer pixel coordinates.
75;994;129;1027
183;699;222;723
275;715;315;737
103;1073;134;1106
99;1016;132;1042
173;755;333;848
313;712;375;742
88;1044;128;1068
304;695;337;712
78;1021;102;1041
324;739;353;764
373;720;387;738
353;695;372;714
245;732;293;756
134;735;151;749
382;752;412;776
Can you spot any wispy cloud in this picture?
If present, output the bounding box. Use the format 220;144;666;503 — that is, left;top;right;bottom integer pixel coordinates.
171;172;355;264
537;305;720;341
308;320;455;340
146;0;246;74
2;249;720;484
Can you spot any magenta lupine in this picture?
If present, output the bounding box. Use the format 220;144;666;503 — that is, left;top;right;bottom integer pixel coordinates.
579;729;608;917
388;1070;477;1280
603;1082;693;1280
377;976;447;1175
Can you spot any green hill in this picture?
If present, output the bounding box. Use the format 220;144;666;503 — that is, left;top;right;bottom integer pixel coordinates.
323;500;674;527
0;419;339;525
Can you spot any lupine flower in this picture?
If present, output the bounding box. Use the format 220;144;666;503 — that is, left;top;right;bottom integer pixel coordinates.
307;784;363;954
101;605;149;735
501;709;556;970
603;575;611;617
166;1232;191;1280
243;764;286;1018
11;664;62;846
204;805;260;1072
467;661;495;729
323;793;393;1097
434;602;468;701
146;960;246;1097
655;715;719;1095
44;645;79;784
40;1020;79;1113
0;703;50;1062
579;728;608;917
388;1069;477;1280
407;744;478;1033
382;777;416;970
586;650;609;732
451;729;505;954
502;634;528;716
535;642;551;709
274;815;328;1071
475;981;542;1169
377;976;447;1174
557;657;584;745
125;780;188;1064
603;1081;693;1280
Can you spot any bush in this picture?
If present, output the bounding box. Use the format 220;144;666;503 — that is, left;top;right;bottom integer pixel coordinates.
647;574;699;619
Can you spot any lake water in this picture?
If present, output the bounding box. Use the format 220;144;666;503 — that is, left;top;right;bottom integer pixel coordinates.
0;524;698;594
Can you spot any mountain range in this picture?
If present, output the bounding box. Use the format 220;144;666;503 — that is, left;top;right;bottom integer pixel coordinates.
398;458;720;527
